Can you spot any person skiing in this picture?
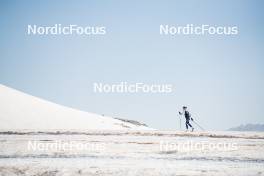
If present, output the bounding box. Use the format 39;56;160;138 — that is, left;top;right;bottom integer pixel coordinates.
179;106;194;132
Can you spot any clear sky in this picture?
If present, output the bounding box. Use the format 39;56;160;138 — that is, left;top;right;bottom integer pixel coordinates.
0;0;263;130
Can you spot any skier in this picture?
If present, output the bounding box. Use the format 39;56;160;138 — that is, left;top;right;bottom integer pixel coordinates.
179;106;194;132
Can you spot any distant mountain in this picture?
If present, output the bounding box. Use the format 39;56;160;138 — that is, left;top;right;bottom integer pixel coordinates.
0;84;152;130
228;124;264;132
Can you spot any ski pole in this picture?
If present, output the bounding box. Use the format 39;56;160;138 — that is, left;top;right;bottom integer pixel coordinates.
179;114;181;130
192;120;205;131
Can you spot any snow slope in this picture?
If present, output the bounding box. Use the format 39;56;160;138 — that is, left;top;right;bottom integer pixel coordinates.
0;84;151;130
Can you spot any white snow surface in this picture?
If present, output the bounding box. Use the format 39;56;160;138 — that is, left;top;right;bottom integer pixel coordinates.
0;84;151;130
0;130;263;176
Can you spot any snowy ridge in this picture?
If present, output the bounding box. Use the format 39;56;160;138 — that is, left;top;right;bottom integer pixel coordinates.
0;84;151;130
0;130;263;139
228;124;264;131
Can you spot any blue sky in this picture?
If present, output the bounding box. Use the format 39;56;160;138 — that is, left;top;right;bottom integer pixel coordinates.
0;0;263;130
